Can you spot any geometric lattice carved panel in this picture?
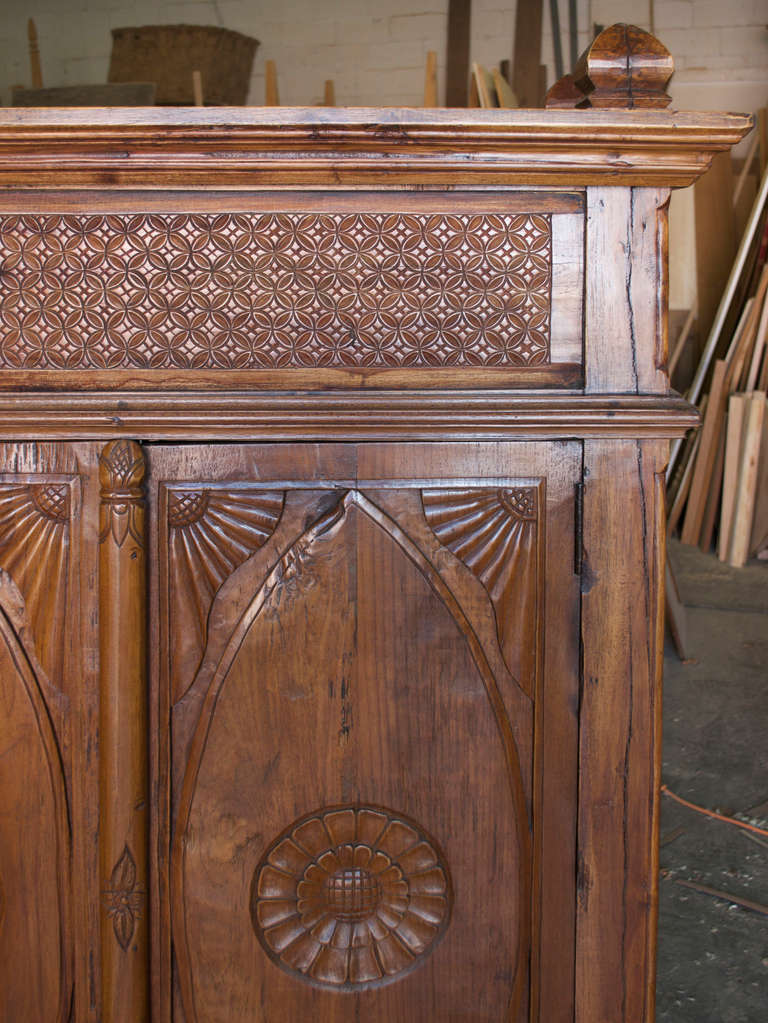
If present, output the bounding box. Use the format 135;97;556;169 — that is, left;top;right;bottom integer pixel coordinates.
251;805;452;990
0;213;551;369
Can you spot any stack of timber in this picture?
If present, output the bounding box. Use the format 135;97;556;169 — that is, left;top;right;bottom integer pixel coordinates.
670;141;768;565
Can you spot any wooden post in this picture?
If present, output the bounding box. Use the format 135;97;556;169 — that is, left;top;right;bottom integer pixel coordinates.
28;18;43;89
99;440;148;1023
265;60;279;106
192;70;203;107
423;51;438;107
513;0;543;107
445;0;471;106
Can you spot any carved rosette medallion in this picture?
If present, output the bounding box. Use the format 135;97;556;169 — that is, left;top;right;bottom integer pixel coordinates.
251;806;452;989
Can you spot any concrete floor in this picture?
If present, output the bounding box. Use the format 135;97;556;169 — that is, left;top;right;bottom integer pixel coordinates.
657;541;768;1022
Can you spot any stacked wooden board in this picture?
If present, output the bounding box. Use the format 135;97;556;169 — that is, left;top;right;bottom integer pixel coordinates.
670;134;768;566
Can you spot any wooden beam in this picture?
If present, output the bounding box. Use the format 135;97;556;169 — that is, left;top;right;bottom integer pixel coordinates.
265;60;279;106
28;18;43;89
192;71;203;107
424;51;438;107
513;0;544;107
445;0;471;107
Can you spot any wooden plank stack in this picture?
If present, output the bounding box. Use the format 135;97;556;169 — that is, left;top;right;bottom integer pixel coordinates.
672;133;768;565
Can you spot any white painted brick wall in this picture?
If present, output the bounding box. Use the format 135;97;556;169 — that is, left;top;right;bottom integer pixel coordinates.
1;0;765;112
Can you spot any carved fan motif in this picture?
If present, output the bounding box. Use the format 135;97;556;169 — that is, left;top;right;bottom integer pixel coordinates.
422;487;539;692
0;482;71;681
251;806;452;989
167;487;284;702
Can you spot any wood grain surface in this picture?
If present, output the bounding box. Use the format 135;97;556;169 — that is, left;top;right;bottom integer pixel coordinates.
0;70;745;1022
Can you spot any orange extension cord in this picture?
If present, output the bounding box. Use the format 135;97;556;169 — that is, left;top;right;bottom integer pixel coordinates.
661;784;768;839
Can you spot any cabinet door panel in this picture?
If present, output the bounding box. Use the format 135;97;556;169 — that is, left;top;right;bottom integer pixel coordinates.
149;442;580;1022
0;443;102;1023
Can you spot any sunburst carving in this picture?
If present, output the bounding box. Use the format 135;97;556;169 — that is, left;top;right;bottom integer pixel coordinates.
167;487;284;702
422;487;539;690
0;482;72;682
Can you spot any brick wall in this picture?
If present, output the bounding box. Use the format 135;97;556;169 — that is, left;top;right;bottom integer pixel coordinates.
5;1;764;111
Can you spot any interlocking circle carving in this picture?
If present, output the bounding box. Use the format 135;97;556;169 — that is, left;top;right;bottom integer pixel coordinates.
0;212;552;370
250;805;452;989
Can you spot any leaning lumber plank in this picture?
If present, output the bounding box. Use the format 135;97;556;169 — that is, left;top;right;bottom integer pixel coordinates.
492;67;517;108
670;162;768;479
748;396;768;556
472;63;496;108
699;430;725;552
744;290;768;391
718;393;748;561
728;391;767;566
667;425;703;536
681;359;729;545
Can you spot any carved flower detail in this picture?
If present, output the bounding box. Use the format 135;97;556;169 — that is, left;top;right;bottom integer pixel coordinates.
251;806;452;989
103;845;144;951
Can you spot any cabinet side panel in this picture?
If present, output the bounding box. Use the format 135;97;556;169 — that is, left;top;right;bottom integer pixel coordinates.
577;439;667;1023
585;188;669;394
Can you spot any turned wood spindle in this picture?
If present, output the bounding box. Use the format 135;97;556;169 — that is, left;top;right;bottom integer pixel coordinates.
99;440;148;1023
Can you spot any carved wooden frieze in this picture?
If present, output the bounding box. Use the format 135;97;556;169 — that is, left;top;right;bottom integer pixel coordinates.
0;212;552;370
251;805;452;989
0;480;73;682
422;486;539;693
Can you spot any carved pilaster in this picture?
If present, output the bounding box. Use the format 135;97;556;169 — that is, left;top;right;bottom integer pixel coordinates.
99;440;148;1023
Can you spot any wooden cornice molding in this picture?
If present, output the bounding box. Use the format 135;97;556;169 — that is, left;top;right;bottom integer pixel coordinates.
0;391;699;440
0;107;751;189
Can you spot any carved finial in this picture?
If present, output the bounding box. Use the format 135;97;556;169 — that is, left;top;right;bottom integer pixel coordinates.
99;440;145;547
545;23;673;110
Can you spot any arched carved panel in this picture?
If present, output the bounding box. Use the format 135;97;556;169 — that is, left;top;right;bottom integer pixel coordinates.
171;489;529;1022
0;480;73;683
165;486;284;703
422;485;540;695
0;572;71;1023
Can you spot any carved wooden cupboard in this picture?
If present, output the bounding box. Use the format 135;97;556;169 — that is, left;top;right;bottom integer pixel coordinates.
0;38;748;1023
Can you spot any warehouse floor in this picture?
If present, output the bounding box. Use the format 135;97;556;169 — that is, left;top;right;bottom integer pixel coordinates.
656;541;768;1022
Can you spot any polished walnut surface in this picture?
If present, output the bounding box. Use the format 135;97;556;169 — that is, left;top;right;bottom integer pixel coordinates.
0;27;751;1023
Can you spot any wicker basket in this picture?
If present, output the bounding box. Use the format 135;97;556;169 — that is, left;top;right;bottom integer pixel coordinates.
108;24;259;105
